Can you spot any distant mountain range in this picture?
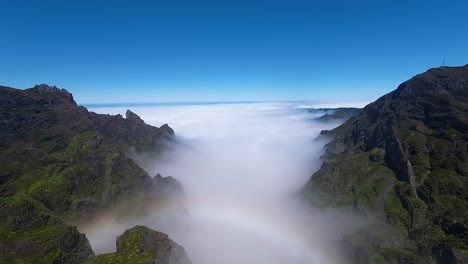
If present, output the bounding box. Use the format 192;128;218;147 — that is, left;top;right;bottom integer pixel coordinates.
303;65;468;263
308;107;363;122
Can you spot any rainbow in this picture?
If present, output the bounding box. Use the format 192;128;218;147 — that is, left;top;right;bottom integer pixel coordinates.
181;198;332;264
79;196;339;264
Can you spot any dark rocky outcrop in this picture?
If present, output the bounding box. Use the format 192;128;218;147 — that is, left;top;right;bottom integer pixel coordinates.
153;173;184;194
0;84;188;263
93;226;191;264
303;65;468;263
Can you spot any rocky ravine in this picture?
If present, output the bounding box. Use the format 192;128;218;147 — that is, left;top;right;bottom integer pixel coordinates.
303;65;468;263
0;84;190;263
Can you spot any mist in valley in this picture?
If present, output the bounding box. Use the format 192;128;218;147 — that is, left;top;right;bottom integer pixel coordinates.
83;102;367;264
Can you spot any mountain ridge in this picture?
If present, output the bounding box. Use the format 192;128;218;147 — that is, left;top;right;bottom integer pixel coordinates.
0;84;188;263
304;65;468;263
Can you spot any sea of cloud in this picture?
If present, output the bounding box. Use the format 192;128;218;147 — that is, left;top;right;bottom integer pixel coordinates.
84;102;366;264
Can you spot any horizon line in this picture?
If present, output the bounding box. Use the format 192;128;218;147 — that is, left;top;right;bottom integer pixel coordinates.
83;99;370;109
83;100;314;108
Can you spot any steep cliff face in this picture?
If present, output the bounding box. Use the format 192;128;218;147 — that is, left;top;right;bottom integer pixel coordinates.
303;65;468;263
0;84;186;263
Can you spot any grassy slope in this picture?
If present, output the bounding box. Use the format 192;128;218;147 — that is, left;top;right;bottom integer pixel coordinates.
303;66;468;263
93;226;190;264
0;85;175;263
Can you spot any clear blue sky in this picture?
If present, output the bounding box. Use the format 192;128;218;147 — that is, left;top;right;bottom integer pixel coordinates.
1;0;467;104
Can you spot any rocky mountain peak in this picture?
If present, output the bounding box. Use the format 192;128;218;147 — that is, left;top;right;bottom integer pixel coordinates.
373;65;468;107
125;109;143;121
27;84;76;106
32;84;61;92
160;123;175;135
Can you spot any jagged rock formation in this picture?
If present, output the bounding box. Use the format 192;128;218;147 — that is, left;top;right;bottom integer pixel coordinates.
0;84;187;263
303;65;468;263
93;226;191;264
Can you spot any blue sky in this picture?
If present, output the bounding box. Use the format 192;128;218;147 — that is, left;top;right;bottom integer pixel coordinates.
1;0;467;104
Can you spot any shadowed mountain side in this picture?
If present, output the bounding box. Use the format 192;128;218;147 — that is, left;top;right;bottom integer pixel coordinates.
303;65;468;263
0;84;187;263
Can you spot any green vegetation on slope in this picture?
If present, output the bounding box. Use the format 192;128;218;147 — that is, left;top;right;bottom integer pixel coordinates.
93;226;191;264
0;84;185;263
303;65;468;264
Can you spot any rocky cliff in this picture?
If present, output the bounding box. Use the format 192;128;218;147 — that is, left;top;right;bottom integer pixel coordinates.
303;65;468;263
0;84;187;263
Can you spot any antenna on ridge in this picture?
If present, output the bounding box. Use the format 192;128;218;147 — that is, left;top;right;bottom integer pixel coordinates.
442;58;446;66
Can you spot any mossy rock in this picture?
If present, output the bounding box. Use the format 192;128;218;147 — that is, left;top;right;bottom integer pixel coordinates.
0;225;94;264
93;226;191;264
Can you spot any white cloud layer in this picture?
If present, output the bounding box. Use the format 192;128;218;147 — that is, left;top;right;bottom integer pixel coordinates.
84;102;364;264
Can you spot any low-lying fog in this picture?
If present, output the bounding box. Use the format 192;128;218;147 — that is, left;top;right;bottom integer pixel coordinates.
86;102;364;264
